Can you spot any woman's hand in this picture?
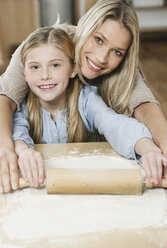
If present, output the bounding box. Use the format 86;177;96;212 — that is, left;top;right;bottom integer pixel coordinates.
134;102;167;180
18;147;45;188
141;151;167;185
0;148;19;193
135;137;167;184
0;95;18;193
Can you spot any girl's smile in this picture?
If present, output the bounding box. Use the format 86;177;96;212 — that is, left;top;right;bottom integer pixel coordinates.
38;84;57;90
24;44;75;110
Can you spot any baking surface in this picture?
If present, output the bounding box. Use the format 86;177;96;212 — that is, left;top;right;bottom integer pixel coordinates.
0;142;167;248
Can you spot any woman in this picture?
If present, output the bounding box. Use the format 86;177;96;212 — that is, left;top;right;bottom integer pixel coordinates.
0;0;167;193
13;26;164;188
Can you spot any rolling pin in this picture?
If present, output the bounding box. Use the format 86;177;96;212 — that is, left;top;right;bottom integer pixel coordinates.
19;168;167;195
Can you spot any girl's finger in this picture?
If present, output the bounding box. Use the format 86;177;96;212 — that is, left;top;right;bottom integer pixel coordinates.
155;156;163;183
142;156;152;183
36;154;45;184
161;155;167;180
23;159;33;187
0;170;3;193
164;168;167;181
18;160;28;183
9;160;19;190
31;158;39;188
1;160;11;193
149;157;159;185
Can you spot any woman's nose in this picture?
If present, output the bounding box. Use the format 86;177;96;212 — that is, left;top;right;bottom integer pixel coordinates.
96;48;109;64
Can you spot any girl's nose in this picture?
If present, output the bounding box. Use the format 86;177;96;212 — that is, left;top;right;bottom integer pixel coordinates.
41;68;51;80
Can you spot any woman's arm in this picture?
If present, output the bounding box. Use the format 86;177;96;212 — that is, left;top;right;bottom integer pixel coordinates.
134;102;167;157
0;40;30;193
0;96;18;193
131;70;167;179
135;137;167;184
129;69;159;114
0;40;29;110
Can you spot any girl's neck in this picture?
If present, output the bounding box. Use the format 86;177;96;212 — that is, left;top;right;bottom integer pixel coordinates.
39;95;66;122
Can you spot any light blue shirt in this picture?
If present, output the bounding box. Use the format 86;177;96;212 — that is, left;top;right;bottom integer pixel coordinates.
12;86;152;160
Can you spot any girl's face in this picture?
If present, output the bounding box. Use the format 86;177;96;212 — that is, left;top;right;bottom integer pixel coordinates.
80;19;131;79
24;44;75;108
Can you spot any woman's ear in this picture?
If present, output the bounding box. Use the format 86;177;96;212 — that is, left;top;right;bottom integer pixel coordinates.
70;62;77;78
23;70;27;81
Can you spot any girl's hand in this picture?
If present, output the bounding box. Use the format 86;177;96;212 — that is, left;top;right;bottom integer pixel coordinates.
141;151;167;185
18;147;44;188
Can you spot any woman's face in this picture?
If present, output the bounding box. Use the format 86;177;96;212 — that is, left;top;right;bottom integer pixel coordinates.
80;19;131;79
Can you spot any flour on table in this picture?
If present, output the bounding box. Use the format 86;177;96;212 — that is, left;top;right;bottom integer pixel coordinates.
0;156;166;246
44;155;141;170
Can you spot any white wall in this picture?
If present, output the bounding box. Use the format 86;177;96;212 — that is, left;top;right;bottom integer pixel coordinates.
40;0;74;26
136;9;167;30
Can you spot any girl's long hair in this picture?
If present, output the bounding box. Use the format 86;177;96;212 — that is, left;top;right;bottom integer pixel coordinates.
75;0;139;116
21;27;85;143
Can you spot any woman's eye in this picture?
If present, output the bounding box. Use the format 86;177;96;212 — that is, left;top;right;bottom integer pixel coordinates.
95;36;103;44
112;50;122;56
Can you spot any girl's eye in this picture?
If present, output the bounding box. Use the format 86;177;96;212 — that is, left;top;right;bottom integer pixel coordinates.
31;65;38;70
112;50;122;57
95;36;103;44
52;63;60;68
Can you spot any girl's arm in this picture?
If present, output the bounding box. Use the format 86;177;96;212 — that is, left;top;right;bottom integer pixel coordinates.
0;96;18;193
12;103;45;188
79;86;152;160
15;140;44;188
79;86;167;185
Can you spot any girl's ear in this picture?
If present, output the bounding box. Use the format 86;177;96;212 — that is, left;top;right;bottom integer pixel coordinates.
70;62;77;78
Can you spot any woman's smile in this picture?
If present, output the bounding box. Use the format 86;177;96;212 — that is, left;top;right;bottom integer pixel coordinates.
81;19;131;79
86;57;104;72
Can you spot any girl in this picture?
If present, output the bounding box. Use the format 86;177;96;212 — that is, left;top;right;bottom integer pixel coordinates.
12;26;166;190
0;0;167;191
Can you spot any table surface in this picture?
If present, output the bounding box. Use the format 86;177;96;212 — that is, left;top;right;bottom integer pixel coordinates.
0;142;167;248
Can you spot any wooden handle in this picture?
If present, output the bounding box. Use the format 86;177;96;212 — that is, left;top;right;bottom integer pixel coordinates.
19;168;167;194
146;178;167;189
19;177;45;189
46;168;143;195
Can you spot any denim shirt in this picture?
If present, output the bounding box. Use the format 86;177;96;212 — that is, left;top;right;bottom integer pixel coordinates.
12;86;152;160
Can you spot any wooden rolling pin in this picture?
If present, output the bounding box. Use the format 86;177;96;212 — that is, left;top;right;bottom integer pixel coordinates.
19;168;167;195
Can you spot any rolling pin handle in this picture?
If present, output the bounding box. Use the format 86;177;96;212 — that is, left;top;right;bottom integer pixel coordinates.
19;177;46;189
146;178;167;189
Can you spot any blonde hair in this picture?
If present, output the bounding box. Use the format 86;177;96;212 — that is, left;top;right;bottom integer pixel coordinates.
21;27;84;143
75;0;139;116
